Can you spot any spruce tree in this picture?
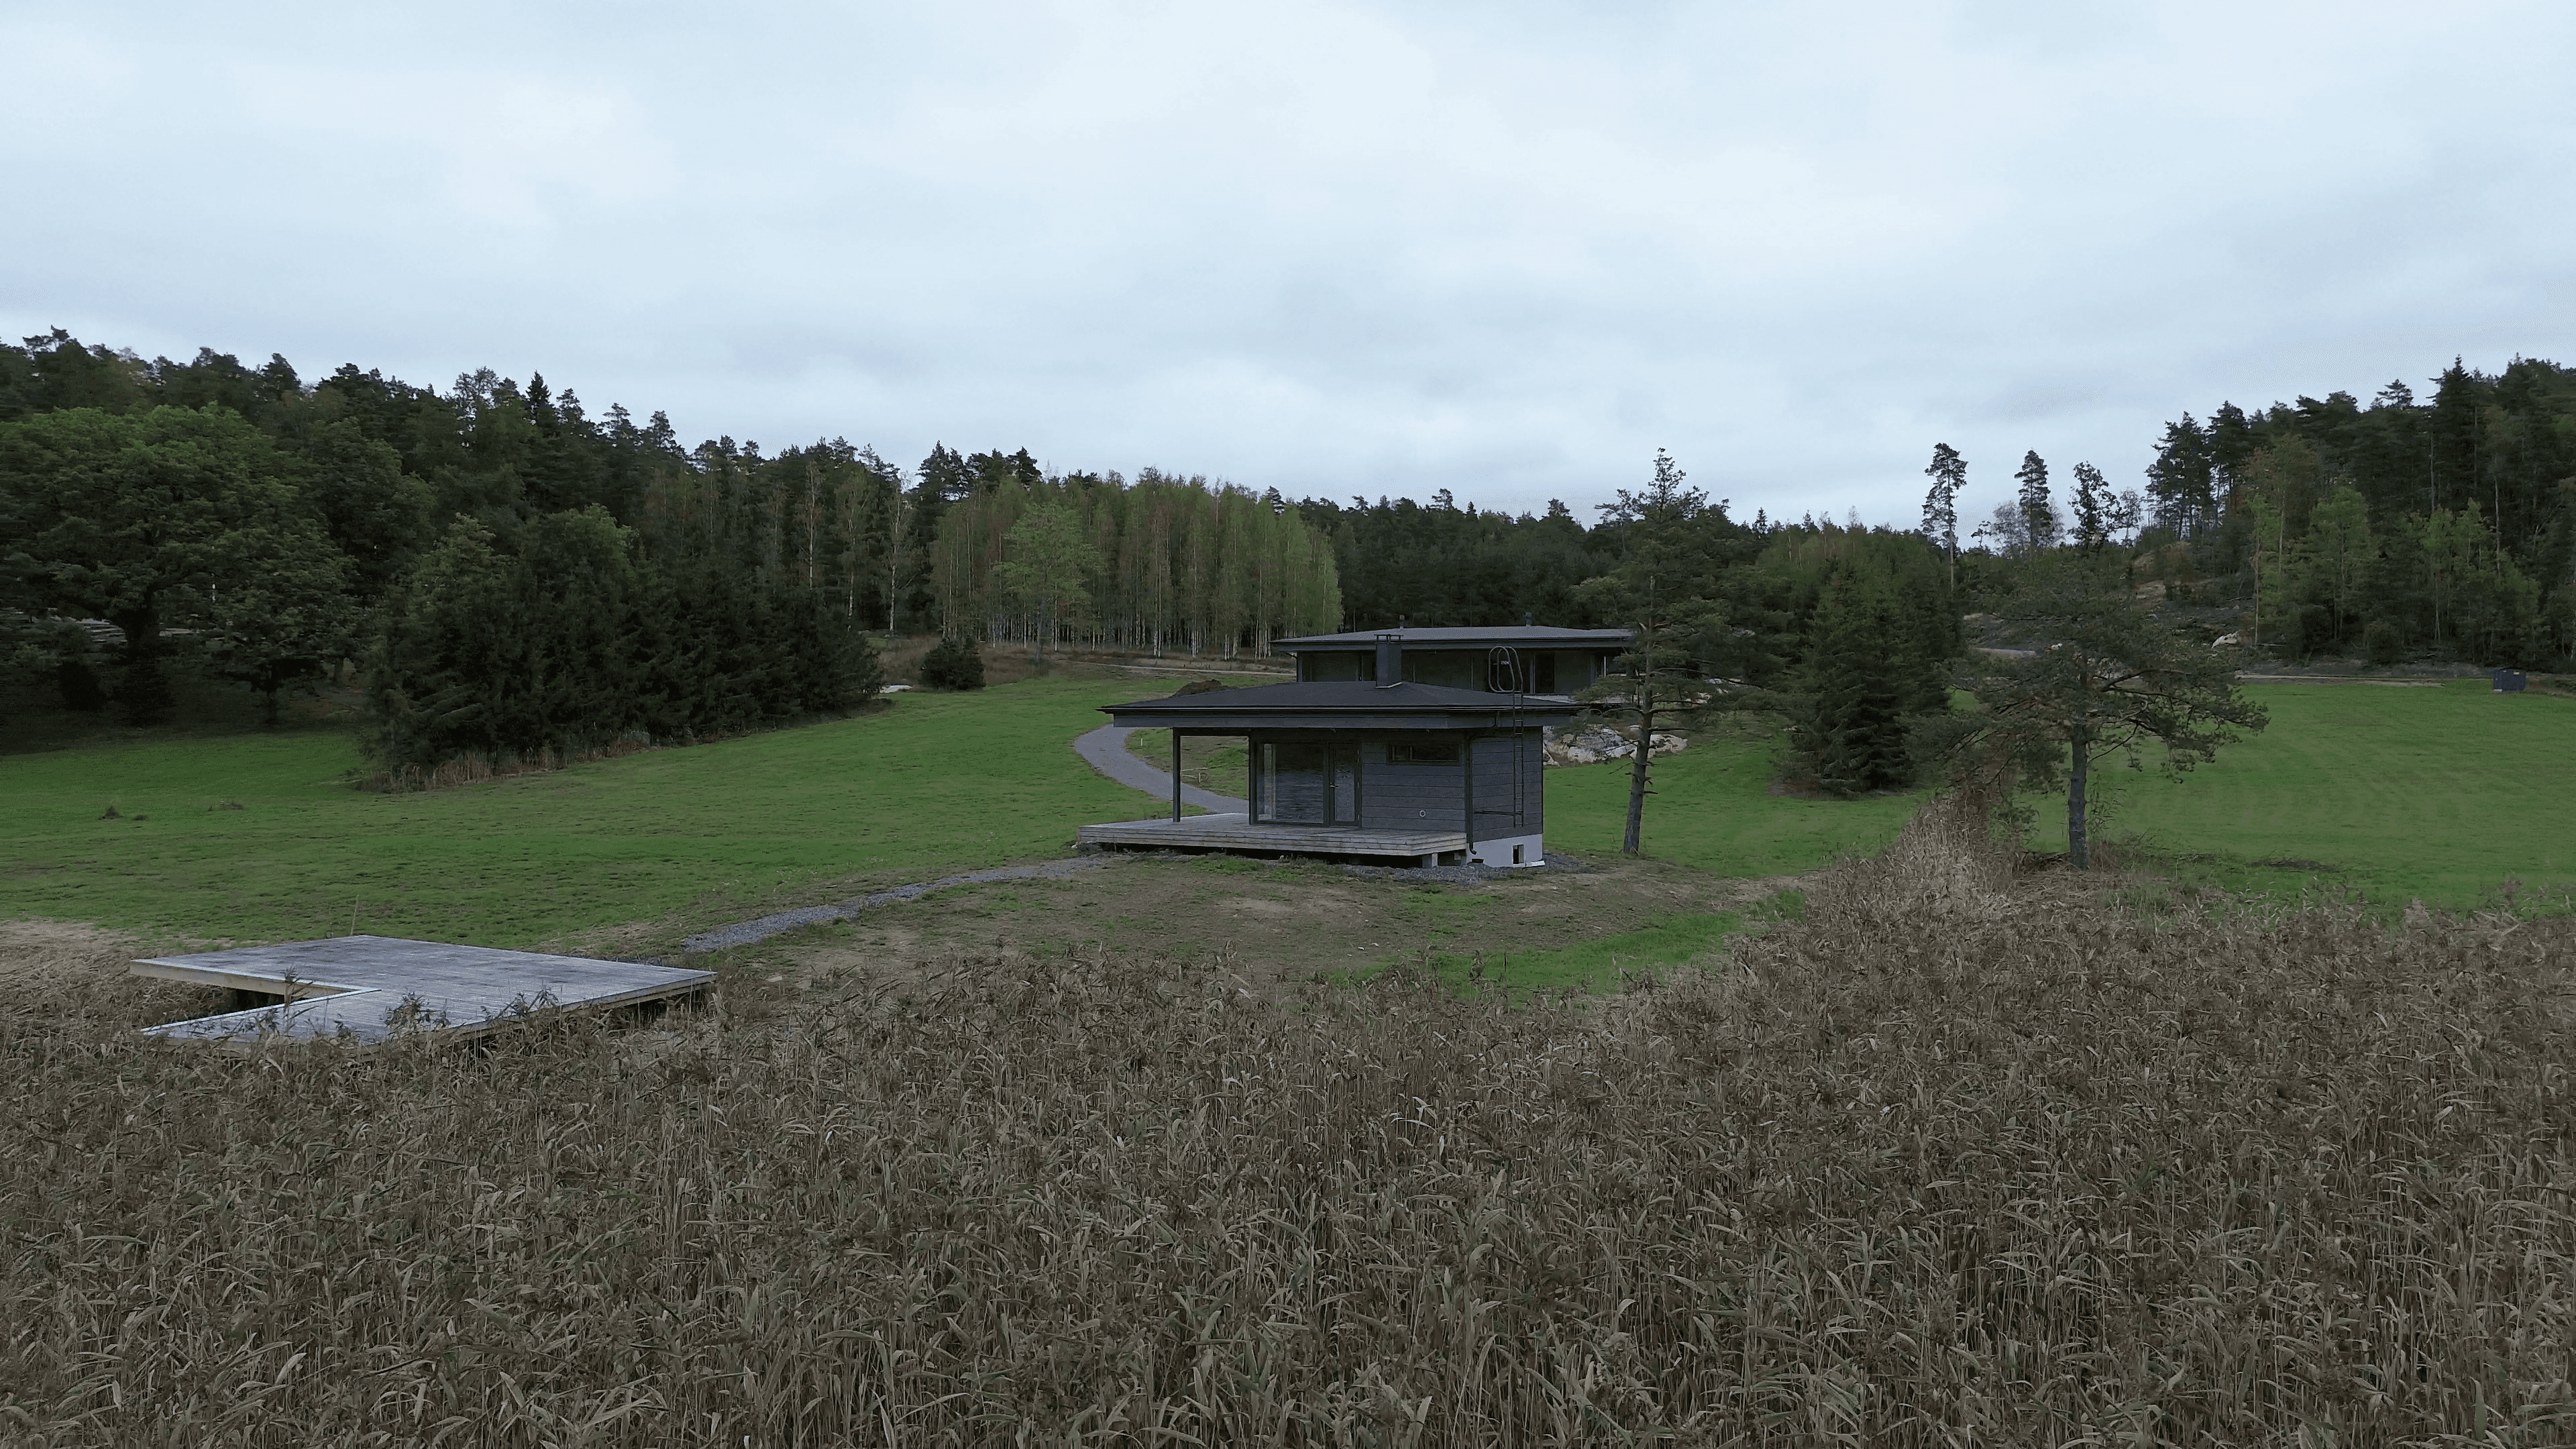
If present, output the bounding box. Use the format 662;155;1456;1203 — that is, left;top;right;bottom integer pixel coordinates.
2069;461;2112;554
1802;566;1913;794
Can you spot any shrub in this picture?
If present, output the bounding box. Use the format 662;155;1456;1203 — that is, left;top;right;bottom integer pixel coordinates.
54;656;105;712
920;635;985;690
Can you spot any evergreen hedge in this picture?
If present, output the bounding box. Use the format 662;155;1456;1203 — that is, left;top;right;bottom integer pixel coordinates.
364;507;881;772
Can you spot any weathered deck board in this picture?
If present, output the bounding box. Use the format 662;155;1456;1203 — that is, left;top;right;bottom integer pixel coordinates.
1077;812;1468;861
132;936;713;1049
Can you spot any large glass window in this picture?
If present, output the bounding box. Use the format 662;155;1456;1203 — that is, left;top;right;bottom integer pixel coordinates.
1254;741;1358;824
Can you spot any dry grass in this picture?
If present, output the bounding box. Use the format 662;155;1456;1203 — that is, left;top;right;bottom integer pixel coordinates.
749;852;1767;998
0;918;225;1007
5;802;2573;1444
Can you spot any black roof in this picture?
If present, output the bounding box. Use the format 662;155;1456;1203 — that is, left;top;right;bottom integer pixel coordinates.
1102;680;1579;731
1273;625;1631;649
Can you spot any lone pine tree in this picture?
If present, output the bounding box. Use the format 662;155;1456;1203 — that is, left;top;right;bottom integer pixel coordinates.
1922;554;2266;869
1574;449;1724;855
1921;442;1965;584
2015;449;2060;551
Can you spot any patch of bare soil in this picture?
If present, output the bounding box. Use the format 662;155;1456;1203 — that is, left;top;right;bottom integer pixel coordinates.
735;853;1805;995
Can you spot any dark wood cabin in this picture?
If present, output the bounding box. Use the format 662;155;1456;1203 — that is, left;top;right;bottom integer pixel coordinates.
1079;681;1578;867
1273;625;1631;696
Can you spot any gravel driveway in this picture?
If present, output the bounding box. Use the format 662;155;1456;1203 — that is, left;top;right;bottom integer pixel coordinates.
1073;724;1250;814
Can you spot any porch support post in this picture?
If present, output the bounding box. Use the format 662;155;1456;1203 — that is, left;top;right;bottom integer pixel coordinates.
1173;730;1183;822
1462;730;1475;850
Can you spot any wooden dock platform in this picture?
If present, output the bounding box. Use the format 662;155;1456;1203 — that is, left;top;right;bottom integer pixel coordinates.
1077;812;1469;864
131;935;714;1049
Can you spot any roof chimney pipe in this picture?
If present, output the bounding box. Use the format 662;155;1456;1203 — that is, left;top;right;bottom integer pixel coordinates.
1375;633;1401;688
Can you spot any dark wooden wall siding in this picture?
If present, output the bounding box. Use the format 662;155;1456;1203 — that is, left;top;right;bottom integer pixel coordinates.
1399;651;1485;690
1471;733;1544;837
1358;736;1466;832
1299;651;1371;682
1289;646;1610;694
1250;729;1545;837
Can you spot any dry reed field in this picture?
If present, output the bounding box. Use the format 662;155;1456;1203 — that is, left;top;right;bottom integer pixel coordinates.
5;804;2573;1446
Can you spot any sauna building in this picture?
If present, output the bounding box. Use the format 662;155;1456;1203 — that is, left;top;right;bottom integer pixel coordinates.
1076;625;1626;867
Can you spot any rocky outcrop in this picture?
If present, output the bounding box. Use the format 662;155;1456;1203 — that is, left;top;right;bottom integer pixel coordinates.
1544;725;1688;767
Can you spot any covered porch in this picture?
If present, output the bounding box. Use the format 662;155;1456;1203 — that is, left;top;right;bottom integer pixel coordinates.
1085;680;1575;869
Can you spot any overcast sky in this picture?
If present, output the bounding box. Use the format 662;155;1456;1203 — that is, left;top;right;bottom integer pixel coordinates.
7;1;2573;530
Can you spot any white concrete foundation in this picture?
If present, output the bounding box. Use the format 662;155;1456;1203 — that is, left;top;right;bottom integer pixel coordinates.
1467;833;1545;867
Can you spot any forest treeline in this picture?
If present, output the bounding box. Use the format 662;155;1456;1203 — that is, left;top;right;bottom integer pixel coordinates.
2090;356;2576;665
6;328;2567;780
0;331;1348;771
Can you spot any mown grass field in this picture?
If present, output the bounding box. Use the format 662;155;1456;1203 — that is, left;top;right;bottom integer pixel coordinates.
0;678;1915;952
0;680;1153;951
7;672;2565;955
2031;678;2576;910
1549;724;1923;877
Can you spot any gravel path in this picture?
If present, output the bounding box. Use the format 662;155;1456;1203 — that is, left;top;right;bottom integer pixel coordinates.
1073;723;1250;814
682;859;1114;955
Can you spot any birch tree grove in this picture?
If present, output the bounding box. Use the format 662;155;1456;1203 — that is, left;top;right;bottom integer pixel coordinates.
932;470;1341;655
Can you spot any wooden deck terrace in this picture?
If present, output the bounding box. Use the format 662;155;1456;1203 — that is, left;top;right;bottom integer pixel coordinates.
131;935;714;1050
1078;812;1470;865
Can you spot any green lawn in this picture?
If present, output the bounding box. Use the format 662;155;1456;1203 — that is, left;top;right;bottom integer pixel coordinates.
1547;729;1923;875
1346;898;1812;999
2029;679;2576;911
0;685;1927;953
41;676;2548;955
0;678;1159;950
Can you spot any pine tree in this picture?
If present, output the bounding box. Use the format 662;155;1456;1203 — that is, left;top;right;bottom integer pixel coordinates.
2146;414;2215;533
1921;554;2267;869
1573;449;1725;855
2016;450;2060;550
1921;443;1964;583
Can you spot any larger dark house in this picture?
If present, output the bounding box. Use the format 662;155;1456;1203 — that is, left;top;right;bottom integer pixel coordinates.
1274;623;1631;695
1077;624;1627;867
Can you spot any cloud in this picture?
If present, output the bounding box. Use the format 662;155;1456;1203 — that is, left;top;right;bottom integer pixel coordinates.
5;0;2571;529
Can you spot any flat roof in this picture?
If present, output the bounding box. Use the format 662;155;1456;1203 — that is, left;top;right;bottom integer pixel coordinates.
1104;680;1579;731
1274;626;1631;649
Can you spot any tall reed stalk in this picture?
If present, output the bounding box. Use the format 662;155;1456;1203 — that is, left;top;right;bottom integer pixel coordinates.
5;804;2570;1444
